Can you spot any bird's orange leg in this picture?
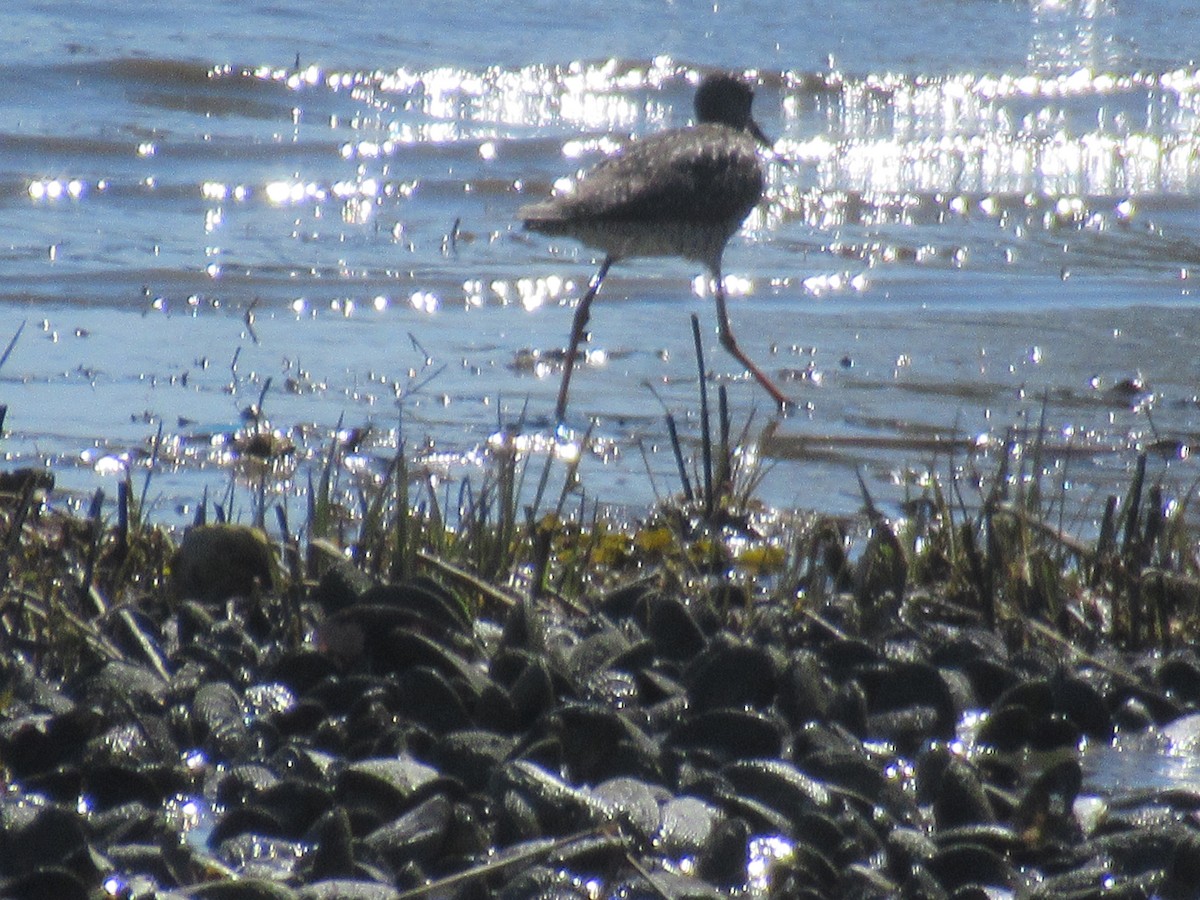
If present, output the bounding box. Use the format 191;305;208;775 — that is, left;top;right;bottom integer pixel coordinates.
711;266;789;411
556;255;614;421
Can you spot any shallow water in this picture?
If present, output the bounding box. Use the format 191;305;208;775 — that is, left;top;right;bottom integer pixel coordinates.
1084;712;1200;796
3;0;1200;527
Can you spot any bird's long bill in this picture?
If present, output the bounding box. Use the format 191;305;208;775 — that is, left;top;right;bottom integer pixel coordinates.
748;118;774;151
749;116;797;169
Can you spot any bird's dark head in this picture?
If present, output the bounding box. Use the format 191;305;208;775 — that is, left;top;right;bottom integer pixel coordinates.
694;73;772;148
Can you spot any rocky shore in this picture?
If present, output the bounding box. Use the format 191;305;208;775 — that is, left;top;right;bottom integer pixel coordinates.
2;463;1200;899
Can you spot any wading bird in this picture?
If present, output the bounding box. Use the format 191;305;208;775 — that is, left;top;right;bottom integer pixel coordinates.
519;72;789;419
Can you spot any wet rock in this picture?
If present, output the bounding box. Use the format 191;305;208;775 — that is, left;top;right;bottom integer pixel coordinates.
856;659;959;749
189;878;300;899
1162;831;1200;900
802;747;918;825
299;882;400;900
492;760;607;837
362;794;453;873
769;839;842;897
976;703;1034;752
721;759;833;827
429;730;518;793
777;650;833;726
927;842;1017;893
88;800;158;846
547;830;628;874
656;796;721;857
376;628;484;694
1159;654;1200;706
590;776;661;844
887;826;938;876
253;779;334;840
696;816;751;888
0;803;91;878
337;756;441;825
0;708;101;780
684;633;777;712
358;578;471;640
932;756;996;830
304;807;356;881
172;524;277;602
105;842;179;886
267;649;341;696
562;624;631;686
310;560;373;615
545;701;661;783
1054;673;1113;740
395;665;472;733
210;804;284;846
493;650;556;730
76;660;168;713
669;707;786;763
828;679;869;737
1012;758;1084;845
1112;694;1158;732
193;681;254;762
494;865;592;900
0;868;90;900
645;594;707;661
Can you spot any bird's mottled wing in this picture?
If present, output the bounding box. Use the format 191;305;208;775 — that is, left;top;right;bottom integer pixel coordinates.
521;124;763;229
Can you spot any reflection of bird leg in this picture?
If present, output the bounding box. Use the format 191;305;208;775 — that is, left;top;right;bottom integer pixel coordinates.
556;255;613;421
711;264;789;411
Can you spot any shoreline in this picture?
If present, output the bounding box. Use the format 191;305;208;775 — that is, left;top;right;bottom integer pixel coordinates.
0;413;1198;896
